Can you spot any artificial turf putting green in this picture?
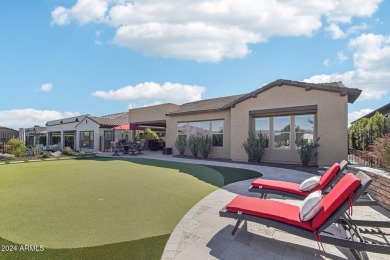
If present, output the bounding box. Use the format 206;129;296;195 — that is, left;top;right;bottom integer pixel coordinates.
0;157;262;259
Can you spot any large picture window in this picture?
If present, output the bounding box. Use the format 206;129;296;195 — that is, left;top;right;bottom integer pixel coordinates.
177;120;224;147
252;113;316;150
274;116;291;149
80;131;94;149
295;114;315;146
254;117;270;148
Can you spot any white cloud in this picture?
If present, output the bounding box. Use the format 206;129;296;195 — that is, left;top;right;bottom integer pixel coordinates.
51;0;114;26
326;23;345;39
348;108;374;125
51;0;382;62
325;0;381;23
127;103;136;109
323;58;330;66
305;33;390;101
337;51;349;63
0;109;80;130
346;23;368;36
39;83;53;92
92;82;206;104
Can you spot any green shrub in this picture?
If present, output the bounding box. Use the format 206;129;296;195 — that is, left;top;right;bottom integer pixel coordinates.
295;137;320;166
199;135;212;158
41;151;51;158
174;136;187;156
62;146;76;156
242;132;268;163
136;128;159;141
188;135;201;158
7;138;27;157
348;112;385;150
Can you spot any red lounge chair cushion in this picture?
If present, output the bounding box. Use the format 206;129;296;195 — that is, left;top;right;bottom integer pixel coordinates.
312;173;361;229
316;163;341;190
250;163;340;195
226;195;314;231
251;179;311;196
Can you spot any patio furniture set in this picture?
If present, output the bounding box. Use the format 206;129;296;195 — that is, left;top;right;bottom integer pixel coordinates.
219;160;390;259
112;142;145;156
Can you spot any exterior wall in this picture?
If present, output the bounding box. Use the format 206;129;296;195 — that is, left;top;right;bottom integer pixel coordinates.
46;116;102;152
75;119;101;152
230;85;348;166
166;110;232;159
129;103;179;124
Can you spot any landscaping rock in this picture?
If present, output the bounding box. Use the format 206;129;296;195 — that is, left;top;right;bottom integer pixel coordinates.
51;151;62;157
0;153;15;159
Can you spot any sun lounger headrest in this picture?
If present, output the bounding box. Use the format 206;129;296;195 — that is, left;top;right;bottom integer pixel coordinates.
312;173;361;229
318;163;340;189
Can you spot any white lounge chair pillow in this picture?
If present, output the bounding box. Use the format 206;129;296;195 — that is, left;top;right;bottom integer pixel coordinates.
299;176;321;191
299;190;323;221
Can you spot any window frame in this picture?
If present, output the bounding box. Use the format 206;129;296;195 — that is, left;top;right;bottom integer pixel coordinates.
251;113;316;151
177;119;224;147
80;131;94;149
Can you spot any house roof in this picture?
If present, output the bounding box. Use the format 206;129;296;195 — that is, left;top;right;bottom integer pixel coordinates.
167;79;362;116
167;94;245;115
46;114;89;126
0;126;18;131
88;112;129;126
352;102;390;123
225;79;361;108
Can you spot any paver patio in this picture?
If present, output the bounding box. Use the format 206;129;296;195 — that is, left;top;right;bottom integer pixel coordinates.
98;151;390;259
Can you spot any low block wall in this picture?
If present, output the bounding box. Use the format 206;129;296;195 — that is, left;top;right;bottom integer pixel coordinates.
348;165;390;211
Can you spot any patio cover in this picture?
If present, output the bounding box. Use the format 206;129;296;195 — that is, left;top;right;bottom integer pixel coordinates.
113;124;145;131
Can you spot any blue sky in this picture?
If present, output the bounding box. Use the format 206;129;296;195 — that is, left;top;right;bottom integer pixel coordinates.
1;0;390;129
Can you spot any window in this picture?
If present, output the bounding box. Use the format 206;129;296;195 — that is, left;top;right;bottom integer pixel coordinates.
177;120;224;147
254;117;270;148
295;114;315;145
80;131;94;149
49;132;61;145
188;121;210;136
274;116;291;149
212;120;223;147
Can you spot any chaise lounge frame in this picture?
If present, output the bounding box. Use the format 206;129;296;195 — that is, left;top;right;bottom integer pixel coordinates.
220;171;390;259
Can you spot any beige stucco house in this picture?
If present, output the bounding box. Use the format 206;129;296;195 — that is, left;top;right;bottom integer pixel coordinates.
129;79;361;166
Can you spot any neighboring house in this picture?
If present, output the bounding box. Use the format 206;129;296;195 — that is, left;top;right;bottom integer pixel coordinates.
129;79;361;166
45;112;128;152
352;102;390;123
0;126;19;142
19;126;47;147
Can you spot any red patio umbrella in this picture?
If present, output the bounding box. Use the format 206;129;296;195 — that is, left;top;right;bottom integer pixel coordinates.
113;124;145;131
113;124;145;143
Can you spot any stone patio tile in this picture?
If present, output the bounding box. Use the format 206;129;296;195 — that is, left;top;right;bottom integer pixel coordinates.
175;238;215;260
194;211;222;226
161;249;176;260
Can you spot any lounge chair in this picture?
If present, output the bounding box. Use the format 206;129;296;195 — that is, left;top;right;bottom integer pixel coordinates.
249;160;377;206
248;161;347;200
220;171;390;258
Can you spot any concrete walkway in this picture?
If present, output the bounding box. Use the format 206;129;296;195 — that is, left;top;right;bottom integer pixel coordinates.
97;151;390;260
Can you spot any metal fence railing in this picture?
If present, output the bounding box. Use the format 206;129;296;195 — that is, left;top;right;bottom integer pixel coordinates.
348;148;381;168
